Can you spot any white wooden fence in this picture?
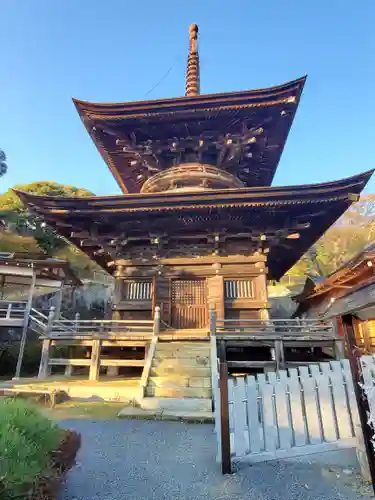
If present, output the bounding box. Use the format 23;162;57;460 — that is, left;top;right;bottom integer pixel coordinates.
213;359;360;465
359;355;375;450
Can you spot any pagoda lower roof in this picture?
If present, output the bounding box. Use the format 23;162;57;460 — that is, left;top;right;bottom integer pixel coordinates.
73;77;306;193
15;169;373;280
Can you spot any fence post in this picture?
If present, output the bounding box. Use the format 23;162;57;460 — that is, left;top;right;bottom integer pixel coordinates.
342;314;375;494
218;339;231;474
153;306;160;336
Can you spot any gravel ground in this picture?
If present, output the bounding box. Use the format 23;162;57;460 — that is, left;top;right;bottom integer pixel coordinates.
59;420;373;500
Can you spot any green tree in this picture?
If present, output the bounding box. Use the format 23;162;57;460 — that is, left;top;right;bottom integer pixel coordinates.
0;181;94;254
288;194;375;279
0;149;7;178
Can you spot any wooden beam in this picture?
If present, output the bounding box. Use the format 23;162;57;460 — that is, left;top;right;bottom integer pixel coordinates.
111;255;267;267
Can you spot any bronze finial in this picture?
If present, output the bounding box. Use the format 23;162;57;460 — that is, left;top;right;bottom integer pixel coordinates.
186;24;200;97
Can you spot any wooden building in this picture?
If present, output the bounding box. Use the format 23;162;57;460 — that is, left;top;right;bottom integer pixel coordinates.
12;25;373;402
294;243;375;353
0;252;81;378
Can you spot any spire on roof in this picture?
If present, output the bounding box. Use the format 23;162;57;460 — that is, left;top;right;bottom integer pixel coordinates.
185;24;200;97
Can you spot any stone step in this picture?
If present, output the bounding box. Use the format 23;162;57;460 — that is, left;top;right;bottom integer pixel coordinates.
154;353;210;363
157;341;210;348
148;376;211;389
145;386;211;399
140;397;212;412
157;342;210;353
150;366;211;377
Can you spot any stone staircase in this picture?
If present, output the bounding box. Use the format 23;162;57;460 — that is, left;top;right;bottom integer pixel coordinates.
145;340;212;401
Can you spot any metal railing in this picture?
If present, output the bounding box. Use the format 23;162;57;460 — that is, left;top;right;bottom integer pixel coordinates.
0;300;27;322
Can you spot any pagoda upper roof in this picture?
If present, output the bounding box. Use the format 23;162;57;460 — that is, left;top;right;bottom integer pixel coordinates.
15;169;373;280
73;76;306;194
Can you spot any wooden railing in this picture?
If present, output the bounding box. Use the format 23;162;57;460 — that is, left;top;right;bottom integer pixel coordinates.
33;305;160;340
37;306;162;382
212;317;337;339
0;300;27;325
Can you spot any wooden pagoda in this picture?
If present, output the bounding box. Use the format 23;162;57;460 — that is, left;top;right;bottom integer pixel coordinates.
16;24;372;332
12;25;374;400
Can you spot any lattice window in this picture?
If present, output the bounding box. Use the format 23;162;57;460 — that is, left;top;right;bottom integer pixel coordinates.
122;280;152;300
171;280;206;305
224;279;253;299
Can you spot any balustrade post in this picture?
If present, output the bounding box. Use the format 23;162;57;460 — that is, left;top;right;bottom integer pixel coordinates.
6;303;12;320
153;306;160;336
46;306;56;337
74;312;80;333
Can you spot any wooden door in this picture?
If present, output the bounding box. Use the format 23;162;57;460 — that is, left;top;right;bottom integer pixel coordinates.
171;279;207;329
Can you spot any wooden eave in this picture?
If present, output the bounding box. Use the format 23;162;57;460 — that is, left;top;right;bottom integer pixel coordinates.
73;77;306;193
14;169;372;213
14;169;373;281
295;243;375;305
73;77;306;118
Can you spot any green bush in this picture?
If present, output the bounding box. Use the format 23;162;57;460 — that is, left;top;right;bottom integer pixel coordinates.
0;399;62;499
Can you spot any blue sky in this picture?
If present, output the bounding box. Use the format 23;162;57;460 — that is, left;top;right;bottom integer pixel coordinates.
1;0;375;195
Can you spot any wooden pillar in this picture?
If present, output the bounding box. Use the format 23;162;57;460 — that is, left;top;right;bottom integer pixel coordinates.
342;314;375;493
65;347;74;376
334;339;345;359
54;287;63;319
107;367;119;377
274;340;285;371
14;271;36;379
38;306;55;379
38;339;51;378
207;275;224;320
89;339;102;381
332;318;345;359
0;274;5;299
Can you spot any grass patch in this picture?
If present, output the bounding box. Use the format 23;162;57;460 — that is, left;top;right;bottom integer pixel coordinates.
41;400;126;420
0;398;63;499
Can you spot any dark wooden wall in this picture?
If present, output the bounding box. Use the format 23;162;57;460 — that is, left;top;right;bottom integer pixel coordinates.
112;254;270;327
